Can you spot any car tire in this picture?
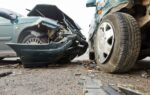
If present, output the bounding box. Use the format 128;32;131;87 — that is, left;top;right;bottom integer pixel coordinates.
20;30;48;68
21;32;47;45
94;12;141;73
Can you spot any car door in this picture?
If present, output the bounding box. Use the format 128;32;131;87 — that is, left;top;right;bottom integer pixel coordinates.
0;16;14;51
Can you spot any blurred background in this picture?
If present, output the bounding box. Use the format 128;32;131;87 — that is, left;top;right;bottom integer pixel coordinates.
0;0;95;39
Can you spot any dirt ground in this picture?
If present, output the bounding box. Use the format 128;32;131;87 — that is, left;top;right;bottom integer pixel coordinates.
0;54;149;95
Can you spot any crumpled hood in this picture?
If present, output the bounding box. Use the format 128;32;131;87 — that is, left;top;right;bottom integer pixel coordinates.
17;17;41;24
28;4;81;30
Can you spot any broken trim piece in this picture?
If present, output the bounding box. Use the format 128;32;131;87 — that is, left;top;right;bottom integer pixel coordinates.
6;34;77;64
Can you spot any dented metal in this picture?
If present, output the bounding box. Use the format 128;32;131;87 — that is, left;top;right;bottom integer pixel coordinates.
7;35;76;64
5;4;88;66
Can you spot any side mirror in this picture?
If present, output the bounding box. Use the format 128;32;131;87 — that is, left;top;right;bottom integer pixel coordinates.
86;0;96;7
0;11;17;22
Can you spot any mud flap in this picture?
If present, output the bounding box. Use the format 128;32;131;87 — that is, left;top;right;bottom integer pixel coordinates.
6;36;76;65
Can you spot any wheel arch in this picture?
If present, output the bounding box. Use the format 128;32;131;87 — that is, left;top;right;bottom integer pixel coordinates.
17;26;39;43
17;22;55;43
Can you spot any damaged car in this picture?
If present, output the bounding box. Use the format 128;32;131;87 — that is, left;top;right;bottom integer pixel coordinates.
0;4;88;67
87;0;150;73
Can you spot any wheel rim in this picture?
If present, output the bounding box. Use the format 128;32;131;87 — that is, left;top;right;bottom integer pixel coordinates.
25;38;43;45
97;22;115;64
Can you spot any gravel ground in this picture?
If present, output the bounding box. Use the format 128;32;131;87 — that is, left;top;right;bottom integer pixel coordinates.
0;56;149;95
0;61;86;95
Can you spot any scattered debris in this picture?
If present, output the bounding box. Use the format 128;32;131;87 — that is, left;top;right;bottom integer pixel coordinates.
82;61;97;70
109;84;116;86
4;63;22;69
11;71;22;76
0;71;12;78
89;62;97;69
78;79;84;86
141;71;150;78
83;76;122;95
82;76;145;95
96;66;101;71
118;86;145;95
75;73;82;76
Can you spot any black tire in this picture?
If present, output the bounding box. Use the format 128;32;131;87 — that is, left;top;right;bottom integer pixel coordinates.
20;30;48;68
94;12;141;73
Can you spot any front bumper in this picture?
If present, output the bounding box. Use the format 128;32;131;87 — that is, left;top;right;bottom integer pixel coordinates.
7;34;88;65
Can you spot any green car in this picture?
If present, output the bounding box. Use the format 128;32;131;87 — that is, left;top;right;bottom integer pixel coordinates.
0;4;88;67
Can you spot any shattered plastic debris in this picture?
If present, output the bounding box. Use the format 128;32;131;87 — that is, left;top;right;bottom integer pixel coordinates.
82;75;145;95
0;71;12;78
83;61;97;70
75;73;82;76
118;86;145;95
141;71;150;78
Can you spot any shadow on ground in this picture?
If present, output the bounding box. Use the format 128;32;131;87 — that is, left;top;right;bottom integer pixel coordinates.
0;57;150;73
0;59;21;65
134;60;150;71
0;58;89;69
